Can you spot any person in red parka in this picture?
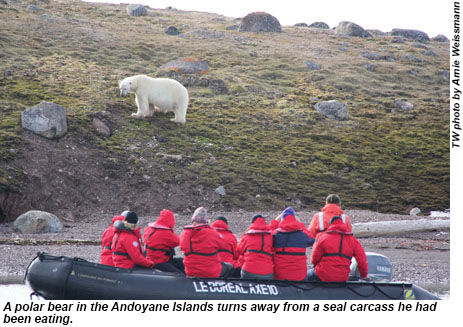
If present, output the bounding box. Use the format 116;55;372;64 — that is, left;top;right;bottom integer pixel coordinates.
308;216;369;282
271;207;315;281
211;216;239;268
307;194;352;249
100;214;124;266
180;207;233;278
236;215;274;280
111;211;155;269
143;209;183;273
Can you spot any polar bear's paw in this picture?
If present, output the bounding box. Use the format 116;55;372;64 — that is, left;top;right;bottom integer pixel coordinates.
170;117;186;124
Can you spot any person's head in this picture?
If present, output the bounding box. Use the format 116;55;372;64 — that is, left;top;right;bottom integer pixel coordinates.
252;214;264;223
121;210;138;230
281;207;296;221
326;194;341;205
214;216;228;225
329;216;343;225
191;207;208;224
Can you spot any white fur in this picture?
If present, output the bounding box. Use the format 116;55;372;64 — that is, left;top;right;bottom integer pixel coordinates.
119;75;189;124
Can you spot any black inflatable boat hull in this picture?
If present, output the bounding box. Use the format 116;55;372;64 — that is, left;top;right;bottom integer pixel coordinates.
25;253;440;300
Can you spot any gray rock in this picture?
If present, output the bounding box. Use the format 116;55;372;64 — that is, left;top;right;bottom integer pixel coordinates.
164;26;180;35
391;36;405;43
441;69;450;81
314;100;348;121
361;51;394;61
215;186;226;196
160;58;210;74
421;49;437;57
92;117;112;137
367;29;386;36
308;22;329;29
239;12;282;33
126;4;147;17
303;60;321;70
432;34;449;42
26;5;42;13
394;100;414;112
226;24;239;30
403;53;423;63
391;28;430;42
14;210;63;234
294;23;309;27
364;63;375;72
21;101;67;139
335;21;372;37
409;207;421;216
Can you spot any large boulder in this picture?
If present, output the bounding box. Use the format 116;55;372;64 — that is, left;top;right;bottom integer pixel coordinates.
160;58;210;74
390;28;430;42
14;210;63;234
432;34;449;42
239;12;282;33
335;21;371;37
308;22;329;29
126;4;147;17
314;100;348;121
21;101;67;139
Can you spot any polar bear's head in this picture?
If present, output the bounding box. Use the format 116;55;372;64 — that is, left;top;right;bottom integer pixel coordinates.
119;76;137;97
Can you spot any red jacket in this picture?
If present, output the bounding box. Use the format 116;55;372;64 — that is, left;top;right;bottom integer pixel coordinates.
236;217;274;275
100;215;124;266
211;220;239;267
143;209;180;264
111;221;154;269
180;224;227;277
308;203;352;240
271;215;314;281
311;219;368;282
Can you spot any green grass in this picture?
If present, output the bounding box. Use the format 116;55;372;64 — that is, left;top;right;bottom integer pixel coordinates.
0;0;449;214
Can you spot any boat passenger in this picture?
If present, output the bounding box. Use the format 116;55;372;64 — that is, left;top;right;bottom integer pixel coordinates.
307;194;352;249
179;207;233;278
143;209;183;273
271;207;315;281
211;216;239;268
307;216;369;282
111;211;155;269
100;214;124;266
236;215;274;280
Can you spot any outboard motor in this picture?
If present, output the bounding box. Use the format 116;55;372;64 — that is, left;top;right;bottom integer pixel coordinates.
349;252;392;282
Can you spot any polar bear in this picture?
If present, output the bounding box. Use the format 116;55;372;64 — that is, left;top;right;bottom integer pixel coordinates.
119;75;188;124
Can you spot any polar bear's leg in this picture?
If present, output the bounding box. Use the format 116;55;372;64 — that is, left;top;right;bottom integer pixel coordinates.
131;95;143;118
170;97;187;124
132;96;150;118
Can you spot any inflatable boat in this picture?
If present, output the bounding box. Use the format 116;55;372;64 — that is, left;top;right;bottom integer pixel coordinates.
25;252;440;300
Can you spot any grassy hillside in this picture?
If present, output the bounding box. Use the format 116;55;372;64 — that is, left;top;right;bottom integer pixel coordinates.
0;0;449;220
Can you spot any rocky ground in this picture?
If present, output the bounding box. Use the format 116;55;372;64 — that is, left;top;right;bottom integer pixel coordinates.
0;209;450;296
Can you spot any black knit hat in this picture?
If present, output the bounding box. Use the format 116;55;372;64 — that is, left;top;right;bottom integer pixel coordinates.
122;211;138;225
329;216;342;225
215;216;228;225
252;214;264;223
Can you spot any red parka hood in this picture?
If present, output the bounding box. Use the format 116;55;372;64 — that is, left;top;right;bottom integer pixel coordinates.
321;203;344;216
277;215;305;232
113;220;142;238
211;219;229;231
149;209;175;229
183;224;212;241
246;217;270;233
111;215;124;226
326;219;351;234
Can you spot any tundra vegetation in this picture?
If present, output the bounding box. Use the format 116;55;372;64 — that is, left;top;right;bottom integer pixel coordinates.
0;0;449;221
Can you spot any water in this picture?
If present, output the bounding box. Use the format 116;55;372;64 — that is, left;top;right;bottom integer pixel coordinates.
0;284;36;300
0;283;449;300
